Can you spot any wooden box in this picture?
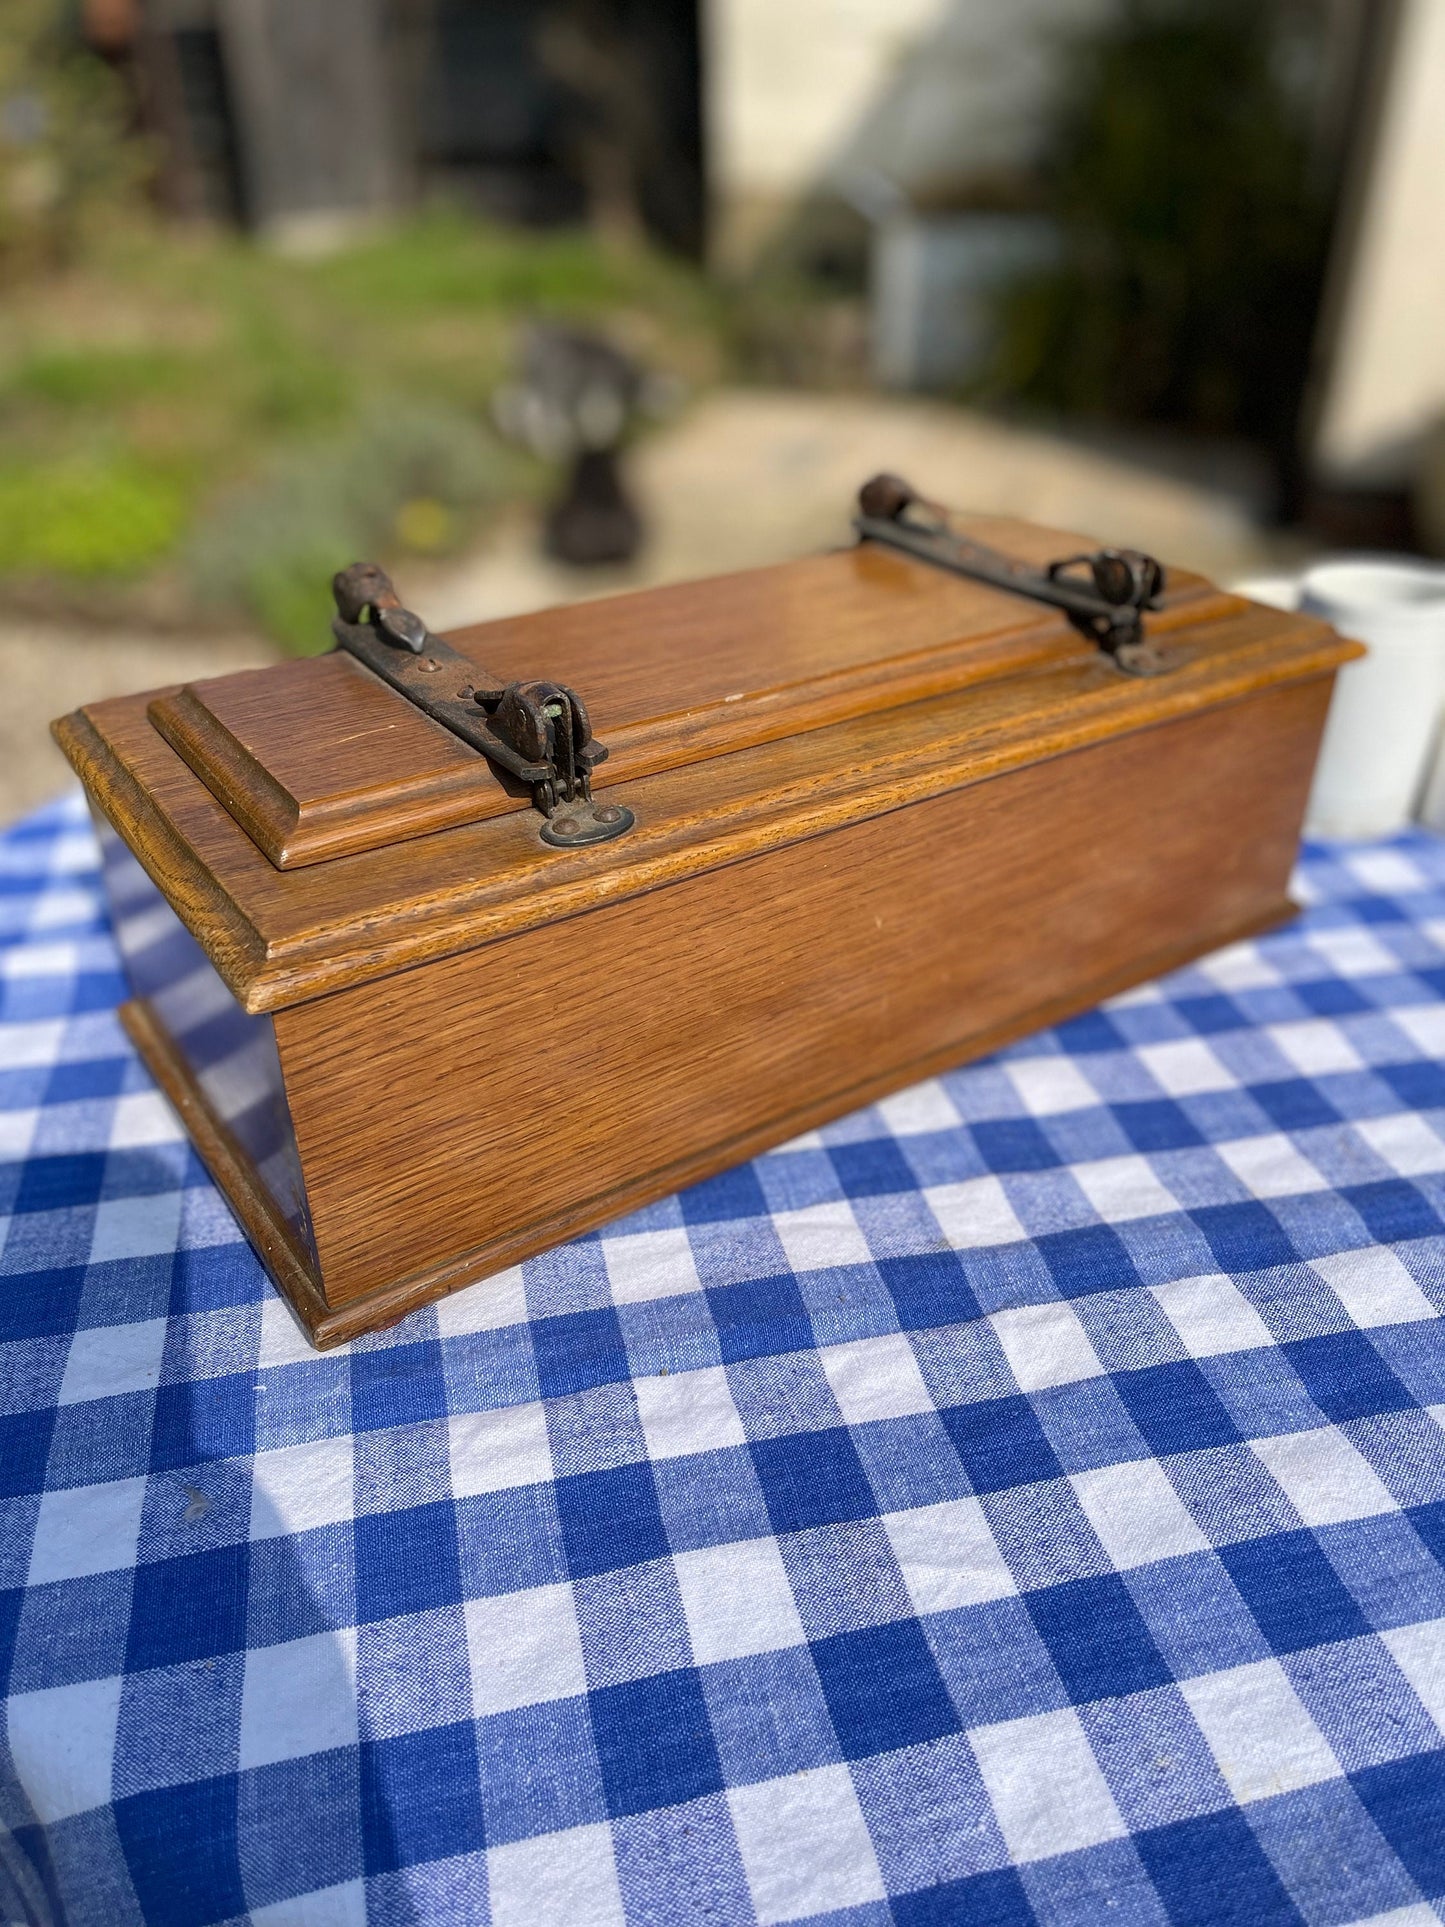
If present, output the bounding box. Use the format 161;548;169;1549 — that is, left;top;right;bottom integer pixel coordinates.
54;486;1360;1347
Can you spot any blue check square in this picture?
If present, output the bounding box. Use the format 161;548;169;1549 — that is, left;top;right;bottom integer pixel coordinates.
554;1462;671;1577
531;1306;631;1399
750;1426;879;1534
126;1544;249;1670
810;1618;960;1761
941;1395;1063;1494
1133;1807;1301;1927
115;1774;246;1925
1219;1529;1373;1654
359;1723;485;1872
1284;1331;1414;1423
354;1502;462;1624
1112;1360;1240;1455
589;1667;725;1816
878;1252;980;1332
1025;1573;1173;1704
1035;1224;1140;1297
350;1339;452;1430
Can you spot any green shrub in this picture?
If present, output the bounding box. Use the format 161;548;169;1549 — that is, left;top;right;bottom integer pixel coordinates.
1;345;192;409
988;0;1333;461
0;455;186;577
185;400;511;652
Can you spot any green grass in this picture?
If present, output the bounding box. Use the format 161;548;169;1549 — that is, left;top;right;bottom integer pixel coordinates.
0;454;187;577
0;210;725;642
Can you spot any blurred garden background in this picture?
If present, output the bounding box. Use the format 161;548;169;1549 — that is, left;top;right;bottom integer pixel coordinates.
3;0;1443;817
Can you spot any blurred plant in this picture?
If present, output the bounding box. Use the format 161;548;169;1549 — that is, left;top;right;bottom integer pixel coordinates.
0;452;184;577
0;211;721;619
988;0;1335;470
184;401;512;653
0;0;149;273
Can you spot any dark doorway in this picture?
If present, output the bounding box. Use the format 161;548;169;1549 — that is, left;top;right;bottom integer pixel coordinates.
417;0;706;258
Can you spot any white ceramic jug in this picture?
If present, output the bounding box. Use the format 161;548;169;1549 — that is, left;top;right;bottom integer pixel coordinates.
1298;558;1445;840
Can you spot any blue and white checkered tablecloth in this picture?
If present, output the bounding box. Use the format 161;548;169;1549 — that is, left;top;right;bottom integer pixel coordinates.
4;791;1445;1927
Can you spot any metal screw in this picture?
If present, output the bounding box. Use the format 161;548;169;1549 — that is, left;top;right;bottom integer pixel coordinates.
553;816;579;837
457;685;474;701
417;656;443;674
595;805;623;825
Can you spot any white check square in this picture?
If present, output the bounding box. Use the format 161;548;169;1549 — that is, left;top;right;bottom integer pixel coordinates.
434;1265;528;1334
819;1332;934;1424
89;1192;184;1264
251;1880;367;1927
1382;1619;1445;1736
883;1497;1016;1613
28;1477;148;1584
1311;1247;1436;1328
1347;850;1427;894
107;1090;184;1149
1303;929;1398;978
1073;1155;1178;1223
0;1018;65;1071
1197;942;1280;991
1151;1274;1274;1357
1004;1057;1099;1117
773;1200;872;1272
1182;1659;1339;1802
633;1365;746;1460
257;1294;328;1368
602;1226;702;1304
1391;1003;1445;1059
489;1823;623;1927
1354;1112;1445;1178
673;1537;805;1663
250;1435;356;1539
877;1081;961;1135
970;1707;1127;1860
6;1676;122;1821
729;1765;885;1923
1137;1039;1236;1096
989;1302;1103;1392
58;1317;168;1405
1071;1460;1209;1570
1269;1020;1363;1076
0;1107;38;1160
925;1175;1027;1249
449;1401;553;1498
1215;1134;1328;1199
1251;1427;1397;1527
464;1582;586;1716
239;1629;359;1769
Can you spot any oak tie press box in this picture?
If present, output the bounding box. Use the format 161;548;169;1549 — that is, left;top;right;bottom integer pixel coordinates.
55;480;1361;1347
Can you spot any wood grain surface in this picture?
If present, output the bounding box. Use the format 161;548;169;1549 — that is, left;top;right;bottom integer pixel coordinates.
267;674;1327;1327
56;594;1359;1015
144;533;1228;870
58;517;1360;1345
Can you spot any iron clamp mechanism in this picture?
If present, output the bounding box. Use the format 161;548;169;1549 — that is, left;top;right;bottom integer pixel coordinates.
331;562;634;849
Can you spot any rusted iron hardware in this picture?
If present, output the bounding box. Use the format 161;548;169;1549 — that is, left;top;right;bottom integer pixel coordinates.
855;474;1170;676
331;563;634;848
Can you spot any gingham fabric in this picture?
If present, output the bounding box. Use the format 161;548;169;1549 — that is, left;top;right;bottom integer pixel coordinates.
4;792;1445;1927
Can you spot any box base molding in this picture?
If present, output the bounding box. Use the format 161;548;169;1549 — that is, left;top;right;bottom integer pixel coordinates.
121;894;1297;1350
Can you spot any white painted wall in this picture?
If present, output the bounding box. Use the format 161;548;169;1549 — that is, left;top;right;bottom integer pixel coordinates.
704;0;1113;209
1311;0;1445;486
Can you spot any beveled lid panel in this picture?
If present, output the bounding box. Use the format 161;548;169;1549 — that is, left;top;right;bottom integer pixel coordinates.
150;532;1217;869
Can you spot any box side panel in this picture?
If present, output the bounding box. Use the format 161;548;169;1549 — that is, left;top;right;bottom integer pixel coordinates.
94;813;318;1271
279;676;1328;1312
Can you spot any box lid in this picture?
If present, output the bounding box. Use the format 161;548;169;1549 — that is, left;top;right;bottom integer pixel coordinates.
55;499;1359;1014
